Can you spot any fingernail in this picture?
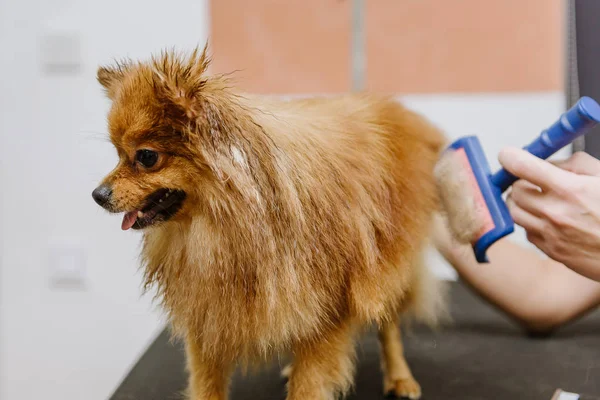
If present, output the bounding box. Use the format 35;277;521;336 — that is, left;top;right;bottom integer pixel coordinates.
498;147;521;164
498;148;508;163
498;147;513;164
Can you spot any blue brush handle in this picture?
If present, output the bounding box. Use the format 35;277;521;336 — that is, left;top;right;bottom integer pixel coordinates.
491;96;600;192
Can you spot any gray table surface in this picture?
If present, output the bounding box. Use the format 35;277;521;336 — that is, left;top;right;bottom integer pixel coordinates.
110;281;600;400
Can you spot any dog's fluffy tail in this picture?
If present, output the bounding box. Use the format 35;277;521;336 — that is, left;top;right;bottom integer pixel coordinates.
402;221;451;328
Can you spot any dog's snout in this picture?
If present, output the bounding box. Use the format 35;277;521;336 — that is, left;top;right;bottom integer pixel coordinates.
92;184;113;207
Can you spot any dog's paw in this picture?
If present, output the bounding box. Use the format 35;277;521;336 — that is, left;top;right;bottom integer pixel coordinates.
280;363;293;380
384;377;422;399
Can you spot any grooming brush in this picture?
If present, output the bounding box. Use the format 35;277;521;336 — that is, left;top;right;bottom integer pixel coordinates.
435;96;600;263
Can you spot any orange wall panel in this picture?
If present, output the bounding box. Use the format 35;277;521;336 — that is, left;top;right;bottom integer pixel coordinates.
209;0;351;94
366;0;564;94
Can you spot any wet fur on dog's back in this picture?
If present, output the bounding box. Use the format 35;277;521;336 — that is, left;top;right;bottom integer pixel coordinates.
96;48;447;399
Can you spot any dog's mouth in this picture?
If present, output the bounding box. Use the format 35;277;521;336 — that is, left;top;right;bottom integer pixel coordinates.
121;188;187;231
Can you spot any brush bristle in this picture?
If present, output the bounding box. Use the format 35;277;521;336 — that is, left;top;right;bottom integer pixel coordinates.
434;150;486;243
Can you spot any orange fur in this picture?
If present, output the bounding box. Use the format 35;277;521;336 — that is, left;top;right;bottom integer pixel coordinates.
94;47;447;400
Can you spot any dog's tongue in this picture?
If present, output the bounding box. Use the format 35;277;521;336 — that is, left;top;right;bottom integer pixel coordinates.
121;211;138;231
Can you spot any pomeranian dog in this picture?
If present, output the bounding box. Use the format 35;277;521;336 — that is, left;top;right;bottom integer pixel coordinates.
92;47;447;400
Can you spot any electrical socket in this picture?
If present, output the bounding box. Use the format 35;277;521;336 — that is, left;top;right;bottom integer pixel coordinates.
48;239;87;290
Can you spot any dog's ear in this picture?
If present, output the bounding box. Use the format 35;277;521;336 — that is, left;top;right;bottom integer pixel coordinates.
151;45;212;120
97;61;130;99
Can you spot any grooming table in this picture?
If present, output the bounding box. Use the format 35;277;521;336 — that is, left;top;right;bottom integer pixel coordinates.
110;282;600;400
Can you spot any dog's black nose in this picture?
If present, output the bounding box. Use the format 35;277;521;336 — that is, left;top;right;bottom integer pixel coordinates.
92;184;112;207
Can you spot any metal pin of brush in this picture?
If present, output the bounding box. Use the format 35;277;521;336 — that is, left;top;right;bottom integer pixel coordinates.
435;96;600;263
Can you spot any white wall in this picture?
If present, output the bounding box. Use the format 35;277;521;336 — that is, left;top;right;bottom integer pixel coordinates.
0;1;567;398
0;0;209;399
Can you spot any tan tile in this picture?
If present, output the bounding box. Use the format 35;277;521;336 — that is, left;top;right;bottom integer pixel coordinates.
209;0;351;94
366;0;564;94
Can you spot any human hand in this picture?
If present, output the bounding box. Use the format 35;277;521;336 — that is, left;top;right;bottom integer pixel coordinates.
499;148;600;282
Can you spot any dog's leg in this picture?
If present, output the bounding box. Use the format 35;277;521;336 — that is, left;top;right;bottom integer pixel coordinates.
378;317;421;399
286;322;356;400
185;338;232;400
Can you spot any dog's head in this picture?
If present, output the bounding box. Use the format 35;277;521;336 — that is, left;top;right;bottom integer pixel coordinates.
92;47;236;231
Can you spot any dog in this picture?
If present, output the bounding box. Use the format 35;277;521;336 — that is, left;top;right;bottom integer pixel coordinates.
92;47;447;400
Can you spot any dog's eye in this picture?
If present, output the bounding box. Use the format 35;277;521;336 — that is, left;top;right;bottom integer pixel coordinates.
136;149;159;168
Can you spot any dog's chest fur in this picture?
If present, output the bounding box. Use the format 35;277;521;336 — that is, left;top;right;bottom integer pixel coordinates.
141;217;350;361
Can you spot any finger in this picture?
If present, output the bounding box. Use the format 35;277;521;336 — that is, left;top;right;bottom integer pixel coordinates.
498;147;573;191
506;194;545;234
550;151;600;176
510;179;545;217
512;178;542;192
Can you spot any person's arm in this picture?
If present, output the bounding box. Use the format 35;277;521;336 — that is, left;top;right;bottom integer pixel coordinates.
433;215;600;333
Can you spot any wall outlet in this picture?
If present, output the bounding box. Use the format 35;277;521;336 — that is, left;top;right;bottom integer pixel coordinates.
48;241;87;290
39;31;83;76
